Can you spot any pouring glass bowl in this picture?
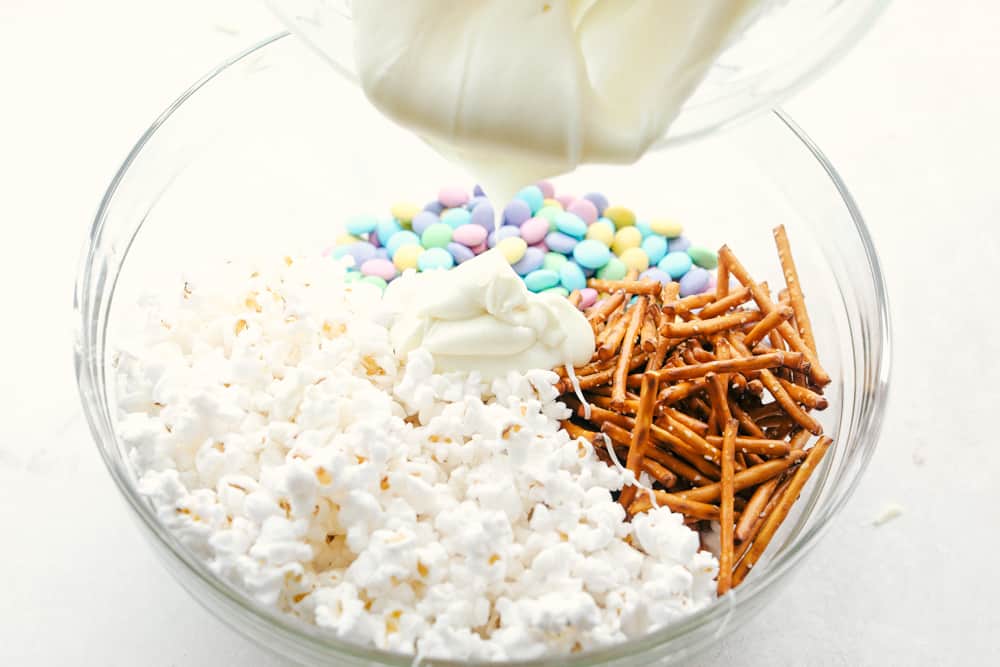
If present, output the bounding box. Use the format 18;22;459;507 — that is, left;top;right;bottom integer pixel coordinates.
74;33;890;666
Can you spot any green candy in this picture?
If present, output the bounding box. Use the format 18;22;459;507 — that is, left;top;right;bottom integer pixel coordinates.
540;286;570;298
596;256;627;280
537;205;563;230
344;270;362;283
359;275;387;290
687;246;718;269
543;252;568;272
421;222;453;249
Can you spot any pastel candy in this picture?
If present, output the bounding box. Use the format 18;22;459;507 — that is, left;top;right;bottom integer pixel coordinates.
669;236;691;252
612;226;643;255
441;208;472;228
411;211;439;236
360;258;397;281
586;220;615;246
346;214;377;236
498;236;528;264
473;184;486;197
679;267;710;296
543;252;568;272
470;202;495;230
639;267;671;286
524;269;560;292
596;256;627;280
641;235;668;264
419;246;455;271
520;217;550;245
559;261;587;292
515;185;545;214
447;242;476;264
635;220;653;238
438;185;468;208
573;239;612;269
511;247;545;275
360;275;387;290
687;245;719;269
390;202;421;223
466;195;488;211
489;225;522;248
536;205;563;223
619;247;650;272
424;200;445;215
375;218;402;245
531;241;548;253
604;206;636;227
345;242;377;266
537;180;555;198
578;287;598;309
659;251;693;279
421;223;453;249
545;231;579;255
582;192;609;216
540;286;570;298
554;212;588;239
503;199;532;227
344;270;361;283
555;194;576;209
374;248;389;260
385;230;421;257
393;244;424;271
453;224;488;247
567;199;598;224
650;219;683;238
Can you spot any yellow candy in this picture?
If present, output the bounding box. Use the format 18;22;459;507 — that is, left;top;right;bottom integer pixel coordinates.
336;233;362;245
586;221;615;246
619;247;650;272
391;202;422;224
612;226;643;255
393;244;424;272
604;205;636;227
542;198;563;210
649;219;683;238
497;237;528;264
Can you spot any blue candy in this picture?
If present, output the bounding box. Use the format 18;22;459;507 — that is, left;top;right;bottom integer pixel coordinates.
658;251;693;279
503;199;532;227
441;208;472;229
668;236;691;253
554;212;588;239
411;211;439;236
545;231;579;255
511;247;545;275
473;184;486;197
524;269;560;292
678;267;709;296
641;235;668;264
573;239;612;269
515;185;545;214
470;202;495;231
559;261;587;291
635;220;654;238
374;248;389;261
424;200;445;215
346;214;378;236
582;192;609;216
418;247;455;271
375;218;402;246
489;225;522;248
447;242;476;264
341;242;375;266
385;230;421;258
639;267;671;286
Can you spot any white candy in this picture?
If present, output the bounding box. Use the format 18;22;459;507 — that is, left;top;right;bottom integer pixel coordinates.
115;255;717;660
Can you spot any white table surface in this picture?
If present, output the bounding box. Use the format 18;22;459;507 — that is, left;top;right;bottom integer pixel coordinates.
1;1;997;664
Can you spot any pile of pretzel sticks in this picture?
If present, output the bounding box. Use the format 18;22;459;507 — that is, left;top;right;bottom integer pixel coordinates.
558;225;832;592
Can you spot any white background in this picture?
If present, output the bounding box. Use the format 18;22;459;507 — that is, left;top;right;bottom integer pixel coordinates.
1;1;997;665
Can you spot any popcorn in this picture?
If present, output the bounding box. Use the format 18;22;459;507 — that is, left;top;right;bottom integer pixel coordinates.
115;255;718;660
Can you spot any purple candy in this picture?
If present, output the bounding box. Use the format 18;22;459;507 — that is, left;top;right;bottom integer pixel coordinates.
374;247;390;261
545;231;579;255
411;211;439;236
639;267;671;286
519;216;550;245
346;242;377;266
703;273;718;295
678;267;710;297
582;192;609;216
470;202;496;230
488;225;522;248
447;242;476;264
473;184;486;197
466;195;488;211
503;199;532;227
567;199;598;224
511;247;545;276
537;180;555;198
424;200;445;215
668;236;691;252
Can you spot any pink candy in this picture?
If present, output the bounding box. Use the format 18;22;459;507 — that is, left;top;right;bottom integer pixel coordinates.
471;242;488;254
555;194;575;209
438;185;469;208
452;224;488;247
567;199;598;224
578;288;598;309
536;180;555;198
360;258;397;281
531;241;548;253
519;216;550;245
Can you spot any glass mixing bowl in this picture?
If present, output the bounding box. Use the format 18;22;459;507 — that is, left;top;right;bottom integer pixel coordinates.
74;33;890;666
265;0;890;148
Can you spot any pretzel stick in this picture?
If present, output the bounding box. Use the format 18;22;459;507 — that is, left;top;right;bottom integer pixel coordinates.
598;309;635;361
746;379;764;396
698;286;751;319
642;458;678;489
653;351;800;382
595;307;628;346
624;269;639;281
718;418;737;594
707;373;732;435
648;425;722;481
640;308;659;352
646;308;674;372
660;408;722;463
733;436;832;585
691;347;716;363
585;292;626;327
743;305;794;348
568;290;582;307
619;373;658;508
729;398;765;438
628;491;722;520
716;255;730;299
735;477;780;542
718;246;830;386
705;435;791;456
666;409;709;436
676;455;800;503
656;377;709;405
561;420;597;442
777;377;828;410
586;394;638;415
588;279;662;295
612;297;648;406
662;292;717;315
646;446;713;486
577;404;632;429
773;225;817;355
756;369;824;435
660;310;763;338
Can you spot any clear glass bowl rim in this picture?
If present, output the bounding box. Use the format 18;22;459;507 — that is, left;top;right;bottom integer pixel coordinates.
74;32;892;667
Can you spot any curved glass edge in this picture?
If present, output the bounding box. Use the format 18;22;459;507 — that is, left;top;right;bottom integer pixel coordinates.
73;32;892;667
